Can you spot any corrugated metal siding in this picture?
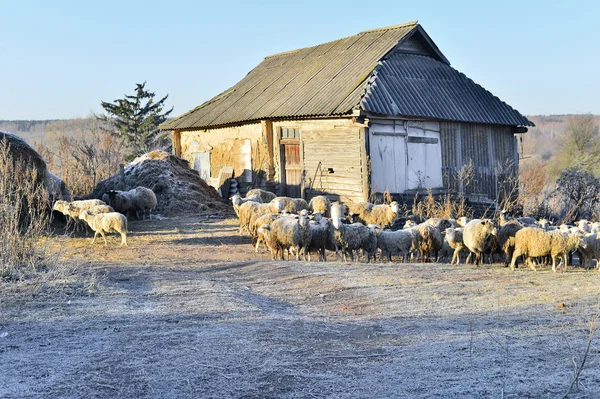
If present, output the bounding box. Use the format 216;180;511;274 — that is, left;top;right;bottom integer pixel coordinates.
362;53;533;126
440;121;519;201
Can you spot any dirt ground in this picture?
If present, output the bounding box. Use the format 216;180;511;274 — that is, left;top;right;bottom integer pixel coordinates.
1;216;599;398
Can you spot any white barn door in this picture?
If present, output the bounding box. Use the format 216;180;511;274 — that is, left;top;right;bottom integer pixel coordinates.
369;132;406;193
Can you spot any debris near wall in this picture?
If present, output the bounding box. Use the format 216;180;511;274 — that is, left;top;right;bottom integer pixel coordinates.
90;150;230;217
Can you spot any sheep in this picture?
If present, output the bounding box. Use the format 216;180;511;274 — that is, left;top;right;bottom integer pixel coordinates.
307;218;332;262
245;189;276;203
330;216;377;263
270;196;309;214
375;227;413;262
578;233;600;269
445;227;467;265
456;216;470;228
462;219;498;266
250;213;280;252
53;199;106;232
79;210;128;246
577;219;591;234
424;218;454;231
107;187;157;220
497;221;523;268
510;228;582;272
268;211;312;260
308;195;331;218
230;193;261;216
411;223;443;263
237;201;278;234
347;201;400;227
257;224;277;259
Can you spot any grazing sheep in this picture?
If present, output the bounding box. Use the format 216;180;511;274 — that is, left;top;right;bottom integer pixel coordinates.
375;227;413;262
270;197;309;214
307;218;332;262
497;221;523;267
79;210;128;246
245;189;276;204
269;211;312;260
347;201;400;227
330;216;377;263
510;228;582;272
107;187;157;220
308;195;331;218
462;219;498;266
445;227;467;265
53;199;106;232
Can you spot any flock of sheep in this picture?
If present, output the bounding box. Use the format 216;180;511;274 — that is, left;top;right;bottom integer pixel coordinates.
52;187;157;246
231;189;600;272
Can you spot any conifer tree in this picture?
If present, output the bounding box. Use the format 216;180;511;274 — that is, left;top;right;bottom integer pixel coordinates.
99;82;173;159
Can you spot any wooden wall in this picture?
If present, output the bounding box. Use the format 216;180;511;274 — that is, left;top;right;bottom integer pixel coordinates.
440;122;518;202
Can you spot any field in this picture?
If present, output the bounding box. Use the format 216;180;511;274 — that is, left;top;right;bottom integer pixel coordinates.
1;216;599;398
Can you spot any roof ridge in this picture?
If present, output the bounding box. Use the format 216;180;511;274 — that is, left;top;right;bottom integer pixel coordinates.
358;21;418;35
263;20;418;60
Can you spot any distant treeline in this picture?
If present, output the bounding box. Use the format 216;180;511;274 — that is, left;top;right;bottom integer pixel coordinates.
0;118;101;147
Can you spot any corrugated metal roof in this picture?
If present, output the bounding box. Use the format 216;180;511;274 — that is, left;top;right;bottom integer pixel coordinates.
162;21;533;130
361;53;533;126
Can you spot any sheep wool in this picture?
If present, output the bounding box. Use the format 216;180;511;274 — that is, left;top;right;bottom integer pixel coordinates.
79;210;128;246
269;213;312;261
107;187;157;220
462;219;497;265
308;195;331;218
245;189;276;204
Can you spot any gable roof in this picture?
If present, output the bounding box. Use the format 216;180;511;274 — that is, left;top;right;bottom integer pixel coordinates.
162;21;533;130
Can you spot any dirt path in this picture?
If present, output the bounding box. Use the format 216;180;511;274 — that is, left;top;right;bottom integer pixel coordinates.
1;217;599;398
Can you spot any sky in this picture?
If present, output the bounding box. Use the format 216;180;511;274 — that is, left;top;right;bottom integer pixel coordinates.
1;0;599;120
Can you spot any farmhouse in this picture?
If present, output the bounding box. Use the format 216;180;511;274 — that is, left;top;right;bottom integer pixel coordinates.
162;21;533;204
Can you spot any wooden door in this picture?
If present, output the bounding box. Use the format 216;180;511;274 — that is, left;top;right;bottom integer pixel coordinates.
283;143;301;197
369;132;407;193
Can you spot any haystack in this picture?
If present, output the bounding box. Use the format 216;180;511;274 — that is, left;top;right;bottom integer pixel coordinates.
90;150;229;216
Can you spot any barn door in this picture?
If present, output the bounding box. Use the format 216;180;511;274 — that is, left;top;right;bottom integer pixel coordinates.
369;132;407;193
282;143;301;197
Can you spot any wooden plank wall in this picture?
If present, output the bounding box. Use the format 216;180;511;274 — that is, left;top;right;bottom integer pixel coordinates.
301;124;365;203
440;122;517;202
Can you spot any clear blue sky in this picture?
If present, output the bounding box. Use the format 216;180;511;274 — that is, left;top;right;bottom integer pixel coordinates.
1;0;598;120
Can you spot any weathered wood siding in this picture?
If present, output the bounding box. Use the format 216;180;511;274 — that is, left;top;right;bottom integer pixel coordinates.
272;118;366;203
440;122;517;202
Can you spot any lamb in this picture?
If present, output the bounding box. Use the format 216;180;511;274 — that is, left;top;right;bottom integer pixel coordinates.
245;189;276;203
107;187;157;220
250;213;280;252
497;221;523;268
268;211;312;261
510;228;582;272
79;210;128;246
462;219;498;265
269;196;309;214
307;218;332;262
445;227;467;265
375;227;413;262
330;216;377;263
347;201;400;227
308;195;331;218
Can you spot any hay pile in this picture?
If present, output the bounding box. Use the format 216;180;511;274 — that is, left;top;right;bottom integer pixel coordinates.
90;150;230;216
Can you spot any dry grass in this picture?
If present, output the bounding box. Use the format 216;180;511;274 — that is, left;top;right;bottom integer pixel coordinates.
1;216;599;398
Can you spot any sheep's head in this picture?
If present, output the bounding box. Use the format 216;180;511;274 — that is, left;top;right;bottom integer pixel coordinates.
229;194;243;206
52;200;68;212
390;201;399;214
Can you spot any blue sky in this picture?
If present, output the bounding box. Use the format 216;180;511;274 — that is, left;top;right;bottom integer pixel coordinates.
1;0;598;120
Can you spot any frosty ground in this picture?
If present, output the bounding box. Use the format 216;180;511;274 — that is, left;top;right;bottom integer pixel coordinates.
1;216;599;398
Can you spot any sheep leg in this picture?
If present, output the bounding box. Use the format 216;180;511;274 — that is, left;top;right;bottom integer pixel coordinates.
120;232;127;246
91;231;99;245
101;232;108;246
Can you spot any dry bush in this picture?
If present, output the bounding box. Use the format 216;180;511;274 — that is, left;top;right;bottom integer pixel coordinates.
0;139;55;281
411;190;472;220
35;118;126;197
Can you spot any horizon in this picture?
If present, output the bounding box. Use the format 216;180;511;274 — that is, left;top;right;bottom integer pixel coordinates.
2;0;599;120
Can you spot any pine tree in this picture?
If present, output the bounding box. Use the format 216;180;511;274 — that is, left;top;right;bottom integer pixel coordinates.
99;82;173;159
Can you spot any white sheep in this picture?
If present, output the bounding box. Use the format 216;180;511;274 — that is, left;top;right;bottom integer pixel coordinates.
237;201;278;234
230;193;261;216
445;227;467;265
308;195;331;218
462;219;498;265
107;187;157;220
510;228;582;272
245;189;276;203
348;201;400;227
53;199;106;232
79;210;128;246
270;196;309;214
268;211;312;261
375;227;413;262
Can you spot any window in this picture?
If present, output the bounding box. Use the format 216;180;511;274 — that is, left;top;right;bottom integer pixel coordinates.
280;127;300;139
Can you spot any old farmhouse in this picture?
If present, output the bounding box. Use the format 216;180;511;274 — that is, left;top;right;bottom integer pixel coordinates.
162;21;533;205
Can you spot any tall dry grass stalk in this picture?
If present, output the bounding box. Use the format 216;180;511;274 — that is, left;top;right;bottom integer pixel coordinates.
411;189;472;220
0;139;54;281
